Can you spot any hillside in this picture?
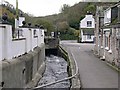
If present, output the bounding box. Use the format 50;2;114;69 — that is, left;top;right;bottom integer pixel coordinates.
34;2;116;40
35;2;116;30
0;1;117;40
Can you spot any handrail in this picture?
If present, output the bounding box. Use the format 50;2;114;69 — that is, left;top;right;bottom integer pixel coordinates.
31;45;79;90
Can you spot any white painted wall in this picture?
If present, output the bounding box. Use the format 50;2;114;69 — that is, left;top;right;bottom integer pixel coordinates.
11;40;26;58
38;29;42;46
41;29;45;44
80;14;95;42
0;24;45;61
104;8;111;25
81;32;94;42
80;14;95;28
0;26;3;60
32;38;38;49
22;28;31;53
3;25;12;59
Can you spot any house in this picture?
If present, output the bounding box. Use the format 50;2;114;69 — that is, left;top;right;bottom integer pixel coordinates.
80;12;95;42
94;2;120;67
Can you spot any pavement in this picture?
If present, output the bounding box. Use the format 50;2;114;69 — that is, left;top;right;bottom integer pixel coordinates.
60;40;119;88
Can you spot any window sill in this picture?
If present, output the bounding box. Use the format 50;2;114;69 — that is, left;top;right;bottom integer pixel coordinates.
101;46;103;49
105;47;109;51
108;50;112;54
12;37;26;41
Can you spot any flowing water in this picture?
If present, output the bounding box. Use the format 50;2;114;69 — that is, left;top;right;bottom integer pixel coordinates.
37;55;70;88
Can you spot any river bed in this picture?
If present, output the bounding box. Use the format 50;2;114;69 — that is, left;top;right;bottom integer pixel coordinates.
37;55;70;88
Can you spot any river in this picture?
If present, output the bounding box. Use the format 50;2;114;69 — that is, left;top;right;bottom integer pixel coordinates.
37;55;70;88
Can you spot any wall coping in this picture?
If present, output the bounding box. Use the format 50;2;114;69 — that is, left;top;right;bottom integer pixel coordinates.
12;38;26;41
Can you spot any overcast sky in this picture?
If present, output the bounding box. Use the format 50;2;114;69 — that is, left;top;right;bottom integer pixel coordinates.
3;0;82;17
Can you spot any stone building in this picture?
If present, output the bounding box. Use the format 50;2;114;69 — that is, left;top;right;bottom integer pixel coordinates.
94;2;120;67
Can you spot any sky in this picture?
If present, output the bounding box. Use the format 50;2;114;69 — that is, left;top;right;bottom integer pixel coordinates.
3;0;82;17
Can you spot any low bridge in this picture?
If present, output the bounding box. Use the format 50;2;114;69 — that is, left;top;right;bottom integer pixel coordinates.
44;36;59;56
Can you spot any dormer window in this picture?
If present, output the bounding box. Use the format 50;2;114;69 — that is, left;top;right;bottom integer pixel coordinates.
87;21;92;27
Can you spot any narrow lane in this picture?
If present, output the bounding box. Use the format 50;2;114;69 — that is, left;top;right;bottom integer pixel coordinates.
61;41;118;88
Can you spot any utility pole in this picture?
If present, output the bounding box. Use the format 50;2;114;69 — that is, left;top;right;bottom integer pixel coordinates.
16;0;18;19
14;0;19;38
15;0;19;29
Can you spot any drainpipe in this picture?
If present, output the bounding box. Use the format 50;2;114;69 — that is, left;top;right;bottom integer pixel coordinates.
102;30;106;60
117;28;120;68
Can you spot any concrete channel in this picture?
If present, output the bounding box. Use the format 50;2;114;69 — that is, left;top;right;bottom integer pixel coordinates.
32;45;81;89
37;55;70;88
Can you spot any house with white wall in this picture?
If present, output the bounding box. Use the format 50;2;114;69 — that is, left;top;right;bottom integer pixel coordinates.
0;15;45;61
94;2;120;67
80;12;95;42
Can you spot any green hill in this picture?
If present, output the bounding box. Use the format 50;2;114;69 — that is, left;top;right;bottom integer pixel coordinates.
0;1;117;40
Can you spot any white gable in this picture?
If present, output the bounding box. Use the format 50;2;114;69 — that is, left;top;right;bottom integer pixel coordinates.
80;14;95;28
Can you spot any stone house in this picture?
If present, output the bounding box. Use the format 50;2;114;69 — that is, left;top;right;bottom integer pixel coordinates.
94;2;120;67
79;12;95;42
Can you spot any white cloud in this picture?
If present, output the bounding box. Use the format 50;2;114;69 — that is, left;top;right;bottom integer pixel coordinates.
5;0;81;16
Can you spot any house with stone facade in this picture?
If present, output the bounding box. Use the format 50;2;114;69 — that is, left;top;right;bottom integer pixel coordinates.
94;2;120;67
80;12;95;42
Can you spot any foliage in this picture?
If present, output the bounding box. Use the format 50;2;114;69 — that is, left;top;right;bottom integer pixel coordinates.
61;4;70;14
84;3;96;15
1;2;116;40
35;19;55;35
57;21;69;32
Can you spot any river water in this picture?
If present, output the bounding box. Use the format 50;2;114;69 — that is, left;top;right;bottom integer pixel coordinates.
37;55;70;88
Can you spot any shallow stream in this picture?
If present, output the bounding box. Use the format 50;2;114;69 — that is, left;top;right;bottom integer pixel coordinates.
37;55;70;88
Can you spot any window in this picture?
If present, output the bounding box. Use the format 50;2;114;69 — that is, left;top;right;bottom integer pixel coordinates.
87;21;92;27
87;35;91;39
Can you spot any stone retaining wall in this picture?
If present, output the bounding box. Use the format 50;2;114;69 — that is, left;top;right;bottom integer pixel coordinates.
58;45;81;89
0;44;45;88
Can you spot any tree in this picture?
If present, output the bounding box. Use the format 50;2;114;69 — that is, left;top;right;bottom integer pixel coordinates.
57;21;69;33
35;19;55;35
84;4;96;15
61;4;70;14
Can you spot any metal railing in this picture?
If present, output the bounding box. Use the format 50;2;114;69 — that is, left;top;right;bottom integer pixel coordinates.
13;29;24;39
